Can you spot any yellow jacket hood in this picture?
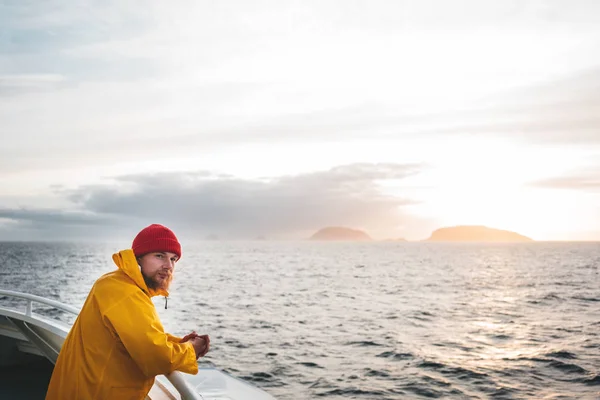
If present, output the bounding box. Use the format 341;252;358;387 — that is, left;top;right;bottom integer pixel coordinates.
111;249;169;298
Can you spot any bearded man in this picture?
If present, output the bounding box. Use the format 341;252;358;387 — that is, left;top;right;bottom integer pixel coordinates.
46;224;209;400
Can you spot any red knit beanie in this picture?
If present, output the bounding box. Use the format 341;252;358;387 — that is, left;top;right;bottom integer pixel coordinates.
131;224;182;259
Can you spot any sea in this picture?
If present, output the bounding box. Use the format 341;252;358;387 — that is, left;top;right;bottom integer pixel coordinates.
0;241;599;399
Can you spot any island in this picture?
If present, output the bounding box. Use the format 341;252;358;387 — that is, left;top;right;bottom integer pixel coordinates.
309;227;372;241
424;225;533;242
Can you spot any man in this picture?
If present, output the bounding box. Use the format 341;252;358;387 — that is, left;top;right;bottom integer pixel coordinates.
46;224;209;400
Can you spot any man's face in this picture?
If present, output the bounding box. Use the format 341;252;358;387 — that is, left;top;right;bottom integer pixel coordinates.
138;252;178;291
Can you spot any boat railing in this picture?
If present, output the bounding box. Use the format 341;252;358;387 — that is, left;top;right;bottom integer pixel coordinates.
0;289;80;317
0;289;203;400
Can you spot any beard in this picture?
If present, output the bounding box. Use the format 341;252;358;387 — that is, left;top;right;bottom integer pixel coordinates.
142;270;173;291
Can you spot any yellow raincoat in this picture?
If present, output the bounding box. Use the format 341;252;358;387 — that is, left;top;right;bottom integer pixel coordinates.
45;249;198;400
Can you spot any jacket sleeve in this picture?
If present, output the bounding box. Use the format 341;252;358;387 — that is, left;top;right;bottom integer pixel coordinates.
166;333;183;342
103;291;199;378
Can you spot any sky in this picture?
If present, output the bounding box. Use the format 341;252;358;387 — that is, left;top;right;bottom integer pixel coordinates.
1;0;600;242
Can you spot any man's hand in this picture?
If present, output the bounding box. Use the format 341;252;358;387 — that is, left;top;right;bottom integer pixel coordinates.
180;331;199;343
190;335;210;359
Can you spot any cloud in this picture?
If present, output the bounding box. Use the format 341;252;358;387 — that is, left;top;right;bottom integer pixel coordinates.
0;72;68;100
0;208;136;242
0;74;67;93
0;208;109;225
2;0;600;194
3;64;600;178
530;169;600;192
390;66;600;145
0;163;423;240
244;64;600;145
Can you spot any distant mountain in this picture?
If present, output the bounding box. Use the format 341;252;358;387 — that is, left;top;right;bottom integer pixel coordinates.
309;227;372;241
425;225;533;242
